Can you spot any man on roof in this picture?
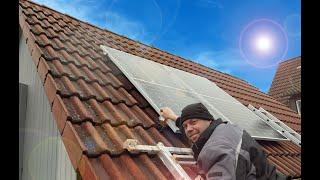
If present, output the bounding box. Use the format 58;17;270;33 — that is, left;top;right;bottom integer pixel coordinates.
160;103;290;180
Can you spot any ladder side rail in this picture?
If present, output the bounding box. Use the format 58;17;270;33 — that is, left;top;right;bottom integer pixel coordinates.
248;105;301;147
157;142;192;180
248;105;288;131
259;107;301;140
282;131;301;146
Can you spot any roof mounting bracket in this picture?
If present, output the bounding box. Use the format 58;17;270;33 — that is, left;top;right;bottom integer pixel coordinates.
123;139;195;180
248;104;301;147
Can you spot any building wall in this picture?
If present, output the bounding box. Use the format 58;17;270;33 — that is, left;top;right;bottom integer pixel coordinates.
19;83;27;180
19;35;77;180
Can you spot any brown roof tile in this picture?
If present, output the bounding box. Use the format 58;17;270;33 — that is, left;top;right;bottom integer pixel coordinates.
19;0;301;178
52;94;68;133
62;121;87;169
78;155;99;180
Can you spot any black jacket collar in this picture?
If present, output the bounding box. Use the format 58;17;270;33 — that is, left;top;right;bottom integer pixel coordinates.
191;118;226;159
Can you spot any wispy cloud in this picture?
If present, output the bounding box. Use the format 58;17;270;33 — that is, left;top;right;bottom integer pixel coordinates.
33;0;151;44
102;11;151;43
192;49;276;93
196;0;224;9
284;13;301;38
193;49;247;74
33;0;95;22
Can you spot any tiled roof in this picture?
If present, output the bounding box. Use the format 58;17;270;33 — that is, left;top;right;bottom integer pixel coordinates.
19;0;301;179
269;57;301;105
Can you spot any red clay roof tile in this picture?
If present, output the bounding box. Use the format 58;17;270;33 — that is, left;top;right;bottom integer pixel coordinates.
43;73;59;104
37;57;50;83
78;155;99;180
62;121;87;169
98;154;126;180
52;94;69;133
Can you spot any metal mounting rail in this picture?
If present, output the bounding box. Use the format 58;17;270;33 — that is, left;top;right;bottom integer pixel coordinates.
123;139;195;180
248;104;301;147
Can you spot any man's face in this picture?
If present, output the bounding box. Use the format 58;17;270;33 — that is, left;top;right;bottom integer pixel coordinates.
182;119;211;143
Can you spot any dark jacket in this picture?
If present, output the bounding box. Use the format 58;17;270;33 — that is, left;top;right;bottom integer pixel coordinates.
179;119;289;180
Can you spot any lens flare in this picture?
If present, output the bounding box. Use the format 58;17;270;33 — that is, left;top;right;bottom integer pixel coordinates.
239;19;288;68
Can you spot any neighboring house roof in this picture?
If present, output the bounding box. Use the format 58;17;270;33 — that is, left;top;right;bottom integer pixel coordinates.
269;57;301;106
19;0;301;179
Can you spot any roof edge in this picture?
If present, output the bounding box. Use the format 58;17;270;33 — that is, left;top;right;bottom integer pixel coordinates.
279;56;301;65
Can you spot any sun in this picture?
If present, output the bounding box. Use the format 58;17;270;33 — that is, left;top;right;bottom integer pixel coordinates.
239;19;288;68
255;34;272;53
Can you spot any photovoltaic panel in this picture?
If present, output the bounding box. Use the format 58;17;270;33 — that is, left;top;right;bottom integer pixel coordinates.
138;81;201;117
107;48;189;91
203;96;286;140
101;46;287;141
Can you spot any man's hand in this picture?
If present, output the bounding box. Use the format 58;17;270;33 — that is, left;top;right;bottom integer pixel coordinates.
159;107;178;121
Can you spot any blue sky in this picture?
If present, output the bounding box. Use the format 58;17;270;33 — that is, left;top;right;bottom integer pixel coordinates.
33;0;301;93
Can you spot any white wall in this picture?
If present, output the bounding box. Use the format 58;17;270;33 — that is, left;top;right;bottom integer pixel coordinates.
19;83;28;180
19;34;77;180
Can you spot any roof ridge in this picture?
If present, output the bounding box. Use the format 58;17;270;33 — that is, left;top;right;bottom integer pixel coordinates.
279;56;301;65
24;0;259;90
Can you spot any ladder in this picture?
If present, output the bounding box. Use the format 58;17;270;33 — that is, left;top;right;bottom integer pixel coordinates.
248;104;301;147
123;139;196;180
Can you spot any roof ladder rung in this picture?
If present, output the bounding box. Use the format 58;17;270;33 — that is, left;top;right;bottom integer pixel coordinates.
173;154;195;160
248;104;301;147
177;161;197;165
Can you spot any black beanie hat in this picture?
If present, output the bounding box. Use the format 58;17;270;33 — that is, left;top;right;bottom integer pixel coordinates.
176;103;214;129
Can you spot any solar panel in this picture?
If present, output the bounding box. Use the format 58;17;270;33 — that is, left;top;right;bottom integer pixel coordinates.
138;81;201;116
203;96;285;140
101;45;287;141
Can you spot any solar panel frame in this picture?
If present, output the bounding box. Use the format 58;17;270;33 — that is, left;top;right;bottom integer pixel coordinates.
101;45;287;141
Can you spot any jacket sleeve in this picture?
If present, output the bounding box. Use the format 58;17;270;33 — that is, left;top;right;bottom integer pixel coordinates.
198;143;237;180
